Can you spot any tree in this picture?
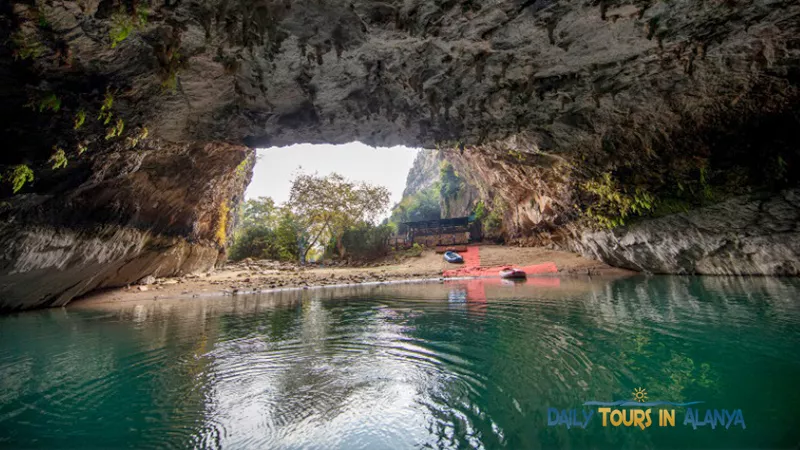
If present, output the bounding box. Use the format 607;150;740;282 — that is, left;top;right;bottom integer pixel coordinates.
389;185;441;231
229;197;301;261
238;197;277;229
288;172;390;260
273;206;302;261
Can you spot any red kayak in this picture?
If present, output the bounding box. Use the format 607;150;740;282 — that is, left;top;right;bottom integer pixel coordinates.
499;268;527;279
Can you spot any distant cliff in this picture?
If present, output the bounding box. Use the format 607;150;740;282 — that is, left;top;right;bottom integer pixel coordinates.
402;150;441;198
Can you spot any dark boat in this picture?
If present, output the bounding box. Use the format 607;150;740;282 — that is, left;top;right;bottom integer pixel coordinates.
499;268;527;279
443;251;464;263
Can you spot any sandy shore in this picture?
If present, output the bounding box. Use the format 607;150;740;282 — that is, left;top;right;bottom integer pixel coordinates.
74;245;631;306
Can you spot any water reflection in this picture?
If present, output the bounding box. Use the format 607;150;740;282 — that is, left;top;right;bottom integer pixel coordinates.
0;276;798;449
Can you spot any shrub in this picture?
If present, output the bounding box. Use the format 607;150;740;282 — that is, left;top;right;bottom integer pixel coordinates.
389;185;441;232
229;205;301;262
334;222;394;260
583;172;655;229
228;226;280;261
485;208;503;236
473;200;487;221
406;243;423;257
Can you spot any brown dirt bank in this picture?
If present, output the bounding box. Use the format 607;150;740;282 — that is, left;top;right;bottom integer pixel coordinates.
73;245;631;306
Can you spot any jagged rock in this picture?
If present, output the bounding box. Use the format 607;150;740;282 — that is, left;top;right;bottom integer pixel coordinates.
569;189;800;276
1;0;799;310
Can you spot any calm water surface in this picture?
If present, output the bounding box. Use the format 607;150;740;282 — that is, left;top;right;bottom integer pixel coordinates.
1;276;799;449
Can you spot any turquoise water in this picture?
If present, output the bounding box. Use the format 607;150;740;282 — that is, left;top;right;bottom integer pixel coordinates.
1;276;799;449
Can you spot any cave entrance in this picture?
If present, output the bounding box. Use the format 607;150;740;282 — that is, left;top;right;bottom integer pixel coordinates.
234;142;420;262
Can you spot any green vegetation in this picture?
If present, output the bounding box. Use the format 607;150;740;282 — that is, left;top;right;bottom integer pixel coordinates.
405;242;423;257
8;165;34;193
473;200;487;221
388;185;441;231
484;202;504;236
438;160;463;200
27;93;61;113
229;198;302;261
231;173;391;262
48;147;68;169
11;30;44;60
125;127;149;148
109;5;149;48
325;222;394;261
439;160;464;218
289;172;390;260
77;142;88;155
582;172;655;229
98;90;114;124
105;118;125;140
73;110;86;130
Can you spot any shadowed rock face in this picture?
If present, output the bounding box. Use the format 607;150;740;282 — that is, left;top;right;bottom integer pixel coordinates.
1;0;799;310
571;189;800;275
0;140;253;312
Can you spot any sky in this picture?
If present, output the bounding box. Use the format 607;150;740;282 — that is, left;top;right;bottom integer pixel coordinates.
245;142;420;215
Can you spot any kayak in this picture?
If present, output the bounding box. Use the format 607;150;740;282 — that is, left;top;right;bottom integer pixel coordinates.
443;251;464;263
499;268;527;279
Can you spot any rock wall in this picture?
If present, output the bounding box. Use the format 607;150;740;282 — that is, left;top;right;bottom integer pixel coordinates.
569;190;800;275
445;135;575;235
1;0;800;309
0;142;253;312
402;150;442;198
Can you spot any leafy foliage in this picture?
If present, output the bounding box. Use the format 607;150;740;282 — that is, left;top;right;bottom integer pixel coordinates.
109;5;148;48
439;160;464;217
326;222;394;261
438;160;462;200
484;204;504;236
27;93;61;113
289;172;390;260
8;165;34;193
229;199;301;261
389;185;441;232
48;147;68;170
73;110;86;130
125;127;149;148
98;90;114;124
238;197;277;229
229;226;279;261
582;172;655;229
473;200;487;221
105;118;125;140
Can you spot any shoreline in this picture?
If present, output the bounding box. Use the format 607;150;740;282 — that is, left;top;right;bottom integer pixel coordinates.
72;245;633;307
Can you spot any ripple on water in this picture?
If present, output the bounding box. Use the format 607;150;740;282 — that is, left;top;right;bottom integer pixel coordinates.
1;276;800;449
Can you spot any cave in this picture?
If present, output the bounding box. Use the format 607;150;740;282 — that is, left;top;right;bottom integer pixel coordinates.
1;0;799;311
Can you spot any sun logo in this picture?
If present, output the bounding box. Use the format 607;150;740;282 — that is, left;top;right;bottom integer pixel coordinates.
632;387;648;403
